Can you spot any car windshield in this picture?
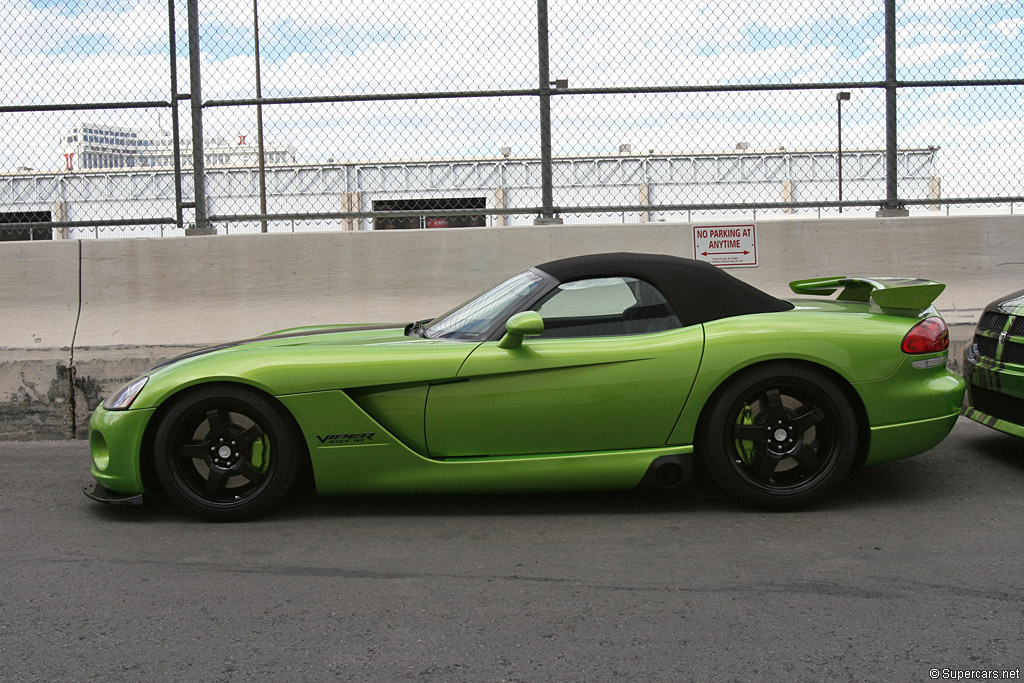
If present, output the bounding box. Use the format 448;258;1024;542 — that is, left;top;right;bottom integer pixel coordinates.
425;270;547;340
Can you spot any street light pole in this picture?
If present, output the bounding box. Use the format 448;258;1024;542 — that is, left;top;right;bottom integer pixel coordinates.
254;0;268;233
837;91;851;214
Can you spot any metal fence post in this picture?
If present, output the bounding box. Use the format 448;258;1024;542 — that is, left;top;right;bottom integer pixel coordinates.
878;0;909;217
254;0;268;233
185;0;213;234
168;0;184;233
535;0;562;225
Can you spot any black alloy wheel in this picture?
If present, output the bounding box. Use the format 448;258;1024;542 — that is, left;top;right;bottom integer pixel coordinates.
702;364;859;510
153;386;299;521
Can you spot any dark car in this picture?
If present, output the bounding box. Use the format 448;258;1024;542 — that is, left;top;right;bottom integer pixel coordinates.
963;289;1024;438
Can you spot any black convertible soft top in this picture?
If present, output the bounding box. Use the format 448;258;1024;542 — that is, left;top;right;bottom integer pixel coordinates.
535;252;793;327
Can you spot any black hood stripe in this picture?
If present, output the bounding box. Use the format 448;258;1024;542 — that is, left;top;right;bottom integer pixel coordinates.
147;323;405;372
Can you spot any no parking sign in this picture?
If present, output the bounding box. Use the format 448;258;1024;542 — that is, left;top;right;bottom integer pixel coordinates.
692;224;758;268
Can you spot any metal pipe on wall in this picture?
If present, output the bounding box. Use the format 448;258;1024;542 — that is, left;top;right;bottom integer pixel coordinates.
185;0;211;234
253;0;268;234
535;0;560;225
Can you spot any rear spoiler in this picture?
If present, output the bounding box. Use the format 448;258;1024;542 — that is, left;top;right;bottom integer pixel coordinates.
789;276;945;315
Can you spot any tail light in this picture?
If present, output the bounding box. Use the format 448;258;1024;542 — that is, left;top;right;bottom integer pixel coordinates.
902;317;949;354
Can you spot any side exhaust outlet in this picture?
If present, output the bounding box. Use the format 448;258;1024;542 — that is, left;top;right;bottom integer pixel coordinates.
637;454;692;490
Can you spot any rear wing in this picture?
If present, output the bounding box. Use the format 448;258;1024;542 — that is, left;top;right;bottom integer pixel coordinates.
789;276;945;315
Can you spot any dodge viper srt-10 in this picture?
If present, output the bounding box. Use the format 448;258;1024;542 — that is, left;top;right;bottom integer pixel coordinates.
963;288;1024;439
85;252;965;520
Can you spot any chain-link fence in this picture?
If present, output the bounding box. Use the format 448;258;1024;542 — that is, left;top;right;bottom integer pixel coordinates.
1;0;1021;238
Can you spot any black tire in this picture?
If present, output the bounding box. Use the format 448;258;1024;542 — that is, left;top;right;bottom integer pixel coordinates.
153;385;299;521
701;364;859;510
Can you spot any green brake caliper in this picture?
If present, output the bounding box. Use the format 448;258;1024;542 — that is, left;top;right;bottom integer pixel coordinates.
251;436;269;471
735;404;756;465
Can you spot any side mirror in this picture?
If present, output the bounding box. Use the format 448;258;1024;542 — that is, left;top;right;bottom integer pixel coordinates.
497;311;545;349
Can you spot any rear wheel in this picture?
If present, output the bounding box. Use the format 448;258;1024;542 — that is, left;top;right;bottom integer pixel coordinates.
701;365;859;510
153;386;299;521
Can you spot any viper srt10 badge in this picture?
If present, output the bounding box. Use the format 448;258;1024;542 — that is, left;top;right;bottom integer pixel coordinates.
316;432;376;445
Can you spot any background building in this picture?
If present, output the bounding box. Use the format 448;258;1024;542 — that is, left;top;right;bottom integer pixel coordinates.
1;146;941;240
61;124;295;172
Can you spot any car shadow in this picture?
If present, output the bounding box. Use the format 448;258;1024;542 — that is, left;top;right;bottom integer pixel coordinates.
827;462;936;509
81;465;953;523
970;430;1024;470
85;439;1017;523
78;483;726;523
274;487;711;521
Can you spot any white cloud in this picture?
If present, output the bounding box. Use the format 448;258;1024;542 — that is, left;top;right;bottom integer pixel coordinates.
897;23;958;42
900;0;986;13
992;19;1024;39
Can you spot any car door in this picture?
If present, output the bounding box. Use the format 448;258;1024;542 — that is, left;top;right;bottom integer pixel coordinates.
424;276;705;458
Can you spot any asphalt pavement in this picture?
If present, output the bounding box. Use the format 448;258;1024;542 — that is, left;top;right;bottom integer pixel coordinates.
1;418;1022;682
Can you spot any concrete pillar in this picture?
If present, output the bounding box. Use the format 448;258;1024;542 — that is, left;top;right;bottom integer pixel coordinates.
341;192;362;231
494;187;507;228
781;180;795;214
639;183;650;223
51;201;68;239
930;177;942;211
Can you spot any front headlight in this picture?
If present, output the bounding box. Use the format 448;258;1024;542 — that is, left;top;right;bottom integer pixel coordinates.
102;376;149;411
964;342;979;365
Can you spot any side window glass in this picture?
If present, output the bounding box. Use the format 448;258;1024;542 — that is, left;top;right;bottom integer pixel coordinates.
533;277;681;338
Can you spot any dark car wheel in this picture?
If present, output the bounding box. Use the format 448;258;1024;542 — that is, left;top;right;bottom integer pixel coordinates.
701;364;859;510
153;386;299;521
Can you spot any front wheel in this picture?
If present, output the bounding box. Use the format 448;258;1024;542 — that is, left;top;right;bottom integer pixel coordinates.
153;386;299;521
700;365;859;510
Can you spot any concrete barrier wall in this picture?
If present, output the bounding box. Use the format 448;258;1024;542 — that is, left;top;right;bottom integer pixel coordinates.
2;215;1022;439
0;241;81;439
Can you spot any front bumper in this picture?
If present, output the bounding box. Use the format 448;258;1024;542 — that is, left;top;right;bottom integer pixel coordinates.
87;405;156;496
963;343;1024;439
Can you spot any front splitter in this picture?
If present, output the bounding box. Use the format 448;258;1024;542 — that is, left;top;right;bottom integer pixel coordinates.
83;482;144;506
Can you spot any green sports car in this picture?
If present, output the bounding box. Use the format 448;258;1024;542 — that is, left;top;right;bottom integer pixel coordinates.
963;288;1024;439
85;252;965;520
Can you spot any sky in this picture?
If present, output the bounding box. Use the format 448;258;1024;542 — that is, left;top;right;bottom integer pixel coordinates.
0;0;1021;203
